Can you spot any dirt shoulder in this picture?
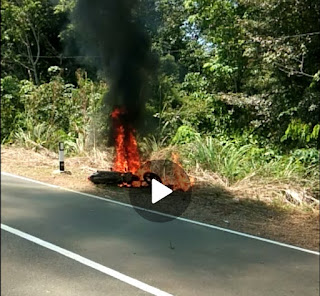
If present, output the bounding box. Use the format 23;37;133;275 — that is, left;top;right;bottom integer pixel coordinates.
1;145;319;251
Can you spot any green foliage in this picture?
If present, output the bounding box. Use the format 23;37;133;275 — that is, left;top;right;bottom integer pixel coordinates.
172;125;199;144
1;69;107;154
157;73;256;140
139;135;169;158
1;0;65;83
281;119;319;147
14;122;55;150
187;137;261;182
185;136;319;184
181;0;320;144
1;76;24;142
289;148;319;166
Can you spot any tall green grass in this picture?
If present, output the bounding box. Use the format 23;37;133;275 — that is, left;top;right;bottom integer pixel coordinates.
184;136;319;185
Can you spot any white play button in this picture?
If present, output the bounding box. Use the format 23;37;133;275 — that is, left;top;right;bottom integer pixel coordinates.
151;179;173;204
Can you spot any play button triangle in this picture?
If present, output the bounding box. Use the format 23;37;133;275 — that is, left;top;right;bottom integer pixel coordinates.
152;179;173;204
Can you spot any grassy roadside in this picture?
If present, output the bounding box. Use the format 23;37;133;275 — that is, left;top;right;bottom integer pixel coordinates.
1;145;319;251
144;136;319;211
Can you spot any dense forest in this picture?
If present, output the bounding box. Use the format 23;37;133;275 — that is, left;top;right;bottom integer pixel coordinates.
1;0;319;197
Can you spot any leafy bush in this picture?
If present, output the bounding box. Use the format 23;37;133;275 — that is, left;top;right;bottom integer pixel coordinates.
172;125;199;144
14;122;55;150
1;76;24;141
1;69;108;154
281;119;319;147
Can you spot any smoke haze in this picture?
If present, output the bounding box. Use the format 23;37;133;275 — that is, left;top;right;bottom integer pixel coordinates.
74;0;156;127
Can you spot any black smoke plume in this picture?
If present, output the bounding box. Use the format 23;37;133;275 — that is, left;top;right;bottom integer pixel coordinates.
74;0;156;127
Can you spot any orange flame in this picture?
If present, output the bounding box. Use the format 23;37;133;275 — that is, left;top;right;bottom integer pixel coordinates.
126;129;140;173
111;107;194;191
112;107;140;173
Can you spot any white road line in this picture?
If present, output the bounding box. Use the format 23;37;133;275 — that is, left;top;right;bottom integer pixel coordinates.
2;171;319;256
1;224;173;296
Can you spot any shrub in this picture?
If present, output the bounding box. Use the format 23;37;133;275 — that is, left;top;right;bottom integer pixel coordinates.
1;76;24;141
281;119;319;148
172;125;199;144
1;69;108;153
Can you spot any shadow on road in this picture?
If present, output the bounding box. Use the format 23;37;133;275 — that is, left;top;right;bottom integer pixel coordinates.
82;181;301;246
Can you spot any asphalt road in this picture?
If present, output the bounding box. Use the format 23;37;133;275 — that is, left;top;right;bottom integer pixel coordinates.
1;173;319;296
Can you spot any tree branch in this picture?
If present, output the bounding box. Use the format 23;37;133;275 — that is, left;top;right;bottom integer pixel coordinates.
24;34;34;65
277;66;314;78
30;24;41;65
13;57;32;71
275;62;314;78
